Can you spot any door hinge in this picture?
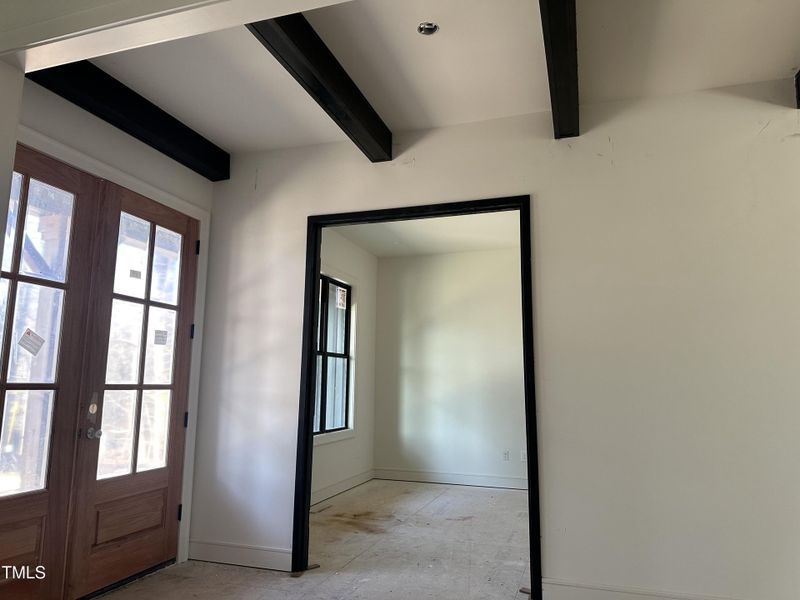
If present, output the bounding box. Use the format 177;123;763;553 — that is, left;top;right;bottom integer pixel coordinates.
195;240;200;255
183;412;189;428
177;504;183;521
190;323;195;339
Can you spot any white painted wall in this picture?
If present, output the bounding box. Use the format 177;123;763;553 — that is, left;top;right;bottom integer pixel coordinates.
15;80;213;562
196;78;800;600
372;248;526;490
310;228;377;505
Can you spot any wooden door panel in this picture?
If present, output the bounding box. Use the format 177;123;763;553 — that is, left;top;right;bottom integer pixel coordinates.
0;517;45;565
0;145;98;599
95;488;167;545
67;182;198;599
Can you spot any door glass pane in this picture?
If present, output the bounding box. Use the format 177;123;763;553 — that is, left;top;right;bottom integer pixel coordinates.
0;278;10;366
136;390;170;472
143;307;177;384
19;178;74;283
97;390;137;480
2;172;22;272
326;357;347;430
7;282;64;384
113;213;151;299
0;390;54;496
326;282;347;354
313;356;322;433
105;300;144;384
150;226;182;305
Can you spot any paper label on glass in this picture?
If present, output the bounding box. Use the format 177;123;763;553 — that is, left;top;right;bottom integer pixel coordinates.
154;330;169;346
129;269;142;280
336;287;347;309
19;328;45;356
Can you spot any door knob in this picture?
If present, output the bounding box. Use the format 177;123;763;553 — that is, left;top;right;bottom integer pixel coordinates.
87;427;103;439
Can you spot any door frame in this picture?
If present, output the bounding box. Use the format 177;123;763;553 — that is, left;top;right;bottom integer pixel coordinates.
14;131;212;565
292;195;541;599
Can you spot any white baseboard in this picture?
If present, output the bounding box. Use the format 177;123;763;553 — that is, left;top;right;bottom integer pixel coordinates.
373;468;527;490
188;540;292;572
542;578;747;600
311;470;374;505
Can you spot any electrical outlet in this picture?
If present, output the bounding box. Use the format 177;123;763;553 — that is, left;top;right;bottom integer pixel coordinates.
503;450;511;461
520;450;527;462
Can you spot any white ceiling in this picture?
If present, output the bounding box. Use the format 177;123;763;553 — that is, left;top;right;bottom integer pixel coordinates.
305;0;550;131
330;211;520;257
578;0;800;104
85;0;800;154
90;0;549;152
92;26;347;152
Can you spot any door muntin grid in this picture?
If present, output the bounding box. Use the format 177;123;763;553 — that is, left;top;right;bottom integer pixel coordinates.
0;172;75;497
96;212;182;480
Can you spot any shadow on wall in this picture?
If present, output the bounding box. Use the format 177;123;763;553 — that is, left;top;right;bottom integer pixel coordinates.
709;78;797;110
577;0;663;131
376;250;526;479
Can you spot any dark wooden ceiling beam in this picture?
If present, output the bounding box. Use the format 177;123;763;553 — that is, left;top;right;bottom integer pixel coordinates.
247;14;392;162
27;61;230;181
539;0;579;138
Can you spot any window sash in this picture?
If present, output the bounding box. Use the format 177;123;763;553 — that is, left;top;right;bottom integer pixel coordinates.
314;275;351;435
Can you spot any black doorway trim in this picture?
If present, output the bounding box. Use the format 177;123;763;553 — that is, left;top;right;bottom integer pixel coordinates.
292;195;541;599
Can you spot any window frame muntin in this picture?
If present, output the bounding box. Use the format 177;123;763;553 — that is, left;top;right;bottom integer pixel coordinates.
313;274;352;435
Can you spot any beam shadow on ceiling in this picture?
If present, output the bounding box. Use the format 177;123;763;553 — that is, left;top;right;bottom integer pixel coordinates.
27;61;230;182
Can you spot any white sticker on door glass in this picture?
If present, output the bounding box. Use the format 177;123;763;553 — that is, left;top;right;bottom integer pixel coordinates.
153;330;169;346
336;287;347;309
18;328;45;356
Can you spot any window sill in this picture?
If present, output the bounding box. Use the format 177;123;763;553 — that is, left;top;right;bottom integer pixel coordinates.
314;428;355;447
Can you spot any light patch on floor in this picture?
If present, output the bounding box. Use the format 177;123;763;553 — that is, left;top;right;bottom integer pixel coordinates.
99;480;530;599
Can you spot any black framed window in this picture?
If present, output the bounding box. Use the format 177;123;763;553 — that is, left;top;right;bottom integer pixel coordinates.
314;275;352;434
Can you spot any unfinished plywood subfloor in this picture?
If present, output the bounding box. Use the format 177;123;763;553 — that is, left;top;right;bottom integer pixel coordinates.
99;480;531;599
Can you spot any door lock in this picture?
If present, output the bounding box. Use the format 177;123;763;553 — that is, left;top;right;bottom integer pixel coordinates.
86;427;103;440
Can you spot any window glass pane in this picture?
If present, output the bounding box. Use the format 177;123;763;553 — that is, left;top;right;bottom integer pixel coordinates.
326;357;347;430
113;213;150;299
2;172;22;272
0;390;54;496
97;390;137;480
143;307;177;384
0;278;10;366
105;300;144;384
316;284;323;352
313;356;322;433
150;226;182;305
136;390;171;472
7;283;64;384
19;179;74;283
326;282;347;354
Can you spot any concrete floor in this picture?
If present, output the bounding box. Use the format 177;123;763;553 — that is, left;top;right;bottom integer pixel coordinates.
100;480;531;599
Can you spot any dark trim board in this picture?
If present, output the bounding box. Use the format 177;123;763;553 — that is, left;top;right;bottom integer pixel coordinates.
292;196;542;599
247;14;392;162
795;70;800;109
539;0;580;138
26;61;230;181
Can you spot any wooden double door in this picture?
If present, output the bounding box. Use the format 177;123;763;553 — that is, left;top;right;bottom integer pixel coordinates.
0;145;198;599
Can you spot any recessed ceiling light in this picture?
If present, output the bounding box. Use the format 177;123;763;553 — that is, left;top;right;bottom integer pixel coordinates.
417;22;439;36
